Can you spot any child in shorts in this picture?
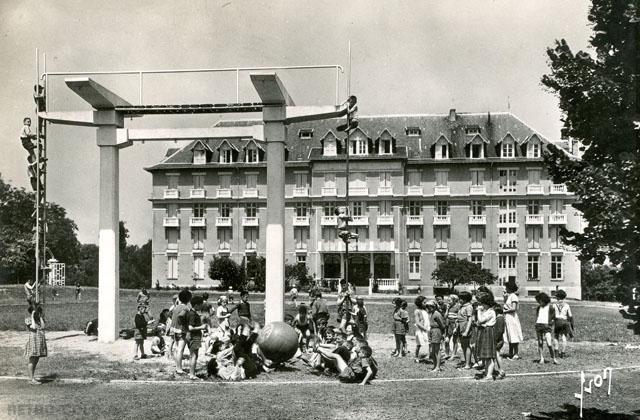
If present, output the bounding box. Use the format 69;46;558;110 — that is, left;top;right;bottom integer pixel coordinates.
354;298;368;340
553;289;574;358
292;303;313;351
457;291;474;369
172;289;192;374
535;292;558;364
493;305;506;379
134;305;154;360
391;298;409;357
186;296;207;380
318;344;377;385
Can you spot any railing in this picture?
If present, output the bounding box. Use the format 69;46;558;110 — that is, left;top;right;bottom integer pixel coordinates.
243;188;258;198
321;187;337;196
549;213;567;224
164;189;179;199
435;244;449;252
498;241;518;250
469;185;486;195
292;187;309;197
242;217;259;226
408;272;421;280
190;188;205;198
349;186;368;196
318;241;344;252
526;184;543;195
433;215;451;225
189;217;206;227
292;216;310;226
376;215;394;225
217;188;232;198
377;186;393;196
406;215;423;225
499;185;517;194
321;215;337;226
216;217;232;227
470;242;483;250
525;214;544;225
350;215;369;226
373;278;399;292
163;216;179;227
550;184;567;194
316;278;341;291
407;185;423;196
434;185;450;196
218;247;231;255
468;215;486;225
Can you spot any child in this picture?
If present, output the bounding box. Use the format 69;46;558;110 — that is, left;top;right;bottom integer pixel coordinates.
445;294;460;360
553;290;575;358
475;294;497;381
137;288;150;310
493;306;506;379
354;298;368;340
232;290;254;330
134;305;154;360
25;304;47;385
186;296;207;380
75;283;82;302
315;343;377;385
426;300;446;372
150;328;166;356
414;295;430;363
292;303;313;351
503;280;524;360
535;292;558;364
216;295;232;336
391;298;408;357
290;284;299;306
311;290;330;335
337;279;356;331
20;117;38;161
172;289;192;374
400;300;410;355
456;291;474;369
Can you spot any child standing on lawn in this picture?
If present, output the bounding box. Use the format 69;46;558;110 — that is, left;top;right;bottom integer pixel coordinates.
493;305;507;379
186;296;207;380
535;292;558;364
446;294;461;360
457;291;474;369
354;298;368;340
25;304;47;385
414;295;430;363
553;289;574;358
475;294;497;381
426;300;446;372
503;280;524;360
400;300;410;355
292;303;313;351
134;305;154;360
391;298;409;357
172;289;192;374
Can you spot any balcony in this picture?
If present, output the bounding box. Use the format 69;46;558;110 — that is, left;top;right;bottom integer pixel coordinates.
470;242;484;251
216;217;232;227
408;272;421;281
377;186;393;196
434;185;450;196
192;247;204;254
245;247;257;255
526;184;543;195
292;216;310;226
468;215;486;225
292;187;309;197
243;188;258;198
407;185;423;196
163;217;179;227
525;214;544;225
218;247;231;256
217;188;232;198
350;215;369;226
321;187;337;196
499;186;517;194
318;240;344;252
433;215;451;225
377;241;395;251
321;215;337;226
469;185;486;195
163;189;179;199
375;278;399;292
498;242;518;252
377;215;394;226
406;215;424;225
435;244;448;253
408;243;421;252
549;213;567;224
242;217;259;227
349;186;368;196
189;217;206;227
190;188;205;199
550;184;567;194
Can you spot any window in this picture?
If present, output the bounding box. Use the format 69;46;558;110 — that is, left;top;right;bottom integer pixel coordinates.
323;202;336;216
299;129;313;140
246;173;257;189
408;171;421;187
409;255;421;274
436;201;449;216
219;228;232;250
470;141;484;159
380;138;393;155
498;255;516;270
349;172;366;190
528;137;541;158
379;200;392;215
296;254;307;264
323;137;337;156
499;200;518;224
465;126;481;135
528;255;539;281
167;229;179;250
245;203;257;218
193;149;206;164
220;203;231;218
324;173;336;188
436;255;447;269
435;170;448;186
499;169;518;193
470;227;484;248
351;135;367;155
499;227;517;249
435;226;449;248
219;174;231;189
526;226;541;249
167;256;178;280
406;127;421;136
193;203;205;218
380;172;392;187
550;199;563;214
294;227;308;249
470;169;484;186
378;226;393;242
528;169;541;185
527;200;540;215
193;256;205;280
471;255;483;267
407;227;422;248
355;227;369;241
220;148;233;163
245;227;258;250
408;201;421;216
295;173;308;188
501;138;515;158
551;255;563;280
471;200;484;215
549;226;561;249
193;228;205;250
193;174;205;189
295;202;308;217
246;148;259;163
167;204;179;218
167;174;179;190
435;139;449;159
322;227;337;242
351;201;364;217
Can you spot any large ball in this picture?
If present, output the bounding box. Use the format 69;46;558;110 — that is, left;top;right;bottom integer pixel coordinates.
257;321;299;363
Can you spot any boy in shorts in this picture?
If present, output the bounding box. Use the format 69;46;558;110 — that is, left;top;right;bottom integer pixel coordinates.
172;289;192;374
319;344;377;385
186;296;207;380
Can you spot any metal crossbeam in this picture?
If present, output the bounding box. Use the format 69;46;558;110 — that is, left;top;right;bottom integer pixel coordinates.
114;103;264;115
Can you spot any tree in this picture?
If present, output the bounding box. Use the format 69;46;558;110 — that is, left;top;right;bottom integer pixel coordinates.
118;221;152;289
541;1;640;297
67;243;99;287
431;255;496;293
208;256;242;290
285;262;313;291
241;256;266;292
581;262;627;302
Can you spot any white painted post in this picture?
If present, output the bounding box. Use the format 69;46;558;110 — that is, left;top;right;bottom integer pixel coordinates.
264;116;286;324
98;131;120;343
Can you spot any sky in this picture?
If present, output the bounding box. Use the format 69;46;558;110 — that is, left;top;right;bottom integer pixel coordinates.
0;0;593;246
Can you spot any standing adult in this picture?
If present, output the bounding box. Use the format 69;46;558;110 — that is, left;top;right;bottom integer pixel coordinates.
503;280;524;360
25;305;47;385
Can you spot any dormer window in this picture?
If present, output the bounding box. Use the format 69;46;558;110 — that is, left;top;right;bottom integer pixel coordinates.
466;134;487;159
299;129;313;140
380;138;392;155
194;149;206;164
406;127;421;137
434;136;450;159
351;134;368;156
465;126;481;135
246;148;258;163
527;136;541;158
321;131;338;156
501;137;515;158
221;148;233;163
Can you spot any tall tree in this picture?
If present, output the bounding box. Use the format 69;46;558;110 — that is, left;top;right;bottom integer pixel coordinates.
119;221;152;289
541;0;640;293
431;255;496;293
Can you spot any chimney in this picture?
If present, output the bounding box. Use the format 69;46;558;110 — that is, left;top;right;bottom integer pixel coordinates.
448;109;457;122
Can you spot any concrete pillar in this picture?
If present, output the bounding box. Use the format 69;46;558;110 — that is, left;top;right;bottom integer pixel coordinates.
264;118;286;324
98;130;119;343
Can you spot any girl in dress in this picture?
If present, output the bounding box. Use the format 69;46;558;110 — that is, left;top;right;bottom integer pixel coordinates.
391;298;409;357
25;305;47;385
475;294;497;381
413;295;430;363
503;280;524;360
425;300;446;372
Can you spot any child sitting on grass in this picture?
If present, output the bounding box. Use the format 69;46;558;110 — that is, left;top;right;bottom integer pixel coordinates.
553;289;575;358
150;328;166;356
535;292;558;365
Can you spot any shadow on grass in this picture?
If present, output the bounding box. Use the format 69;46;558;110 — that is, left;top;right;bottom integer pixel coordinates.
50;333;85;341
37;373;60;383
530;403;639;419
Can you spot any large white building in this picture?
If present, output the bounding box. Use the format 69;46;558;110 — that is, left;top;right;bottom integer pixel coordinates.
145;109;582;299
